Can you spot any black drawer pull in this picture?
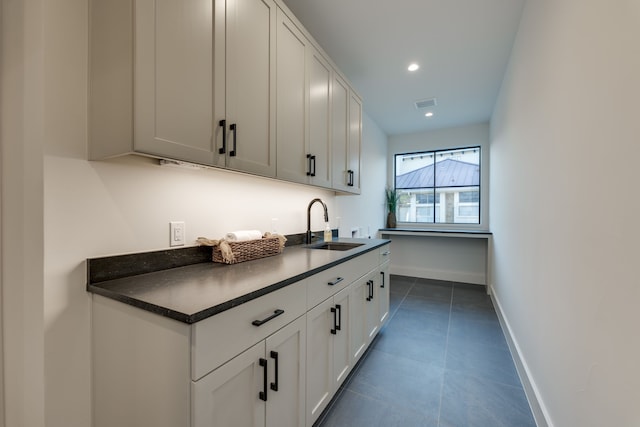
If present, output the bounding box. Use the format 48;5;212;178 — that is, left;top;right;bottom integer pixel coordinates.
252;309;285;326
270;351;279;392
328;277;344;286
259;358;268;401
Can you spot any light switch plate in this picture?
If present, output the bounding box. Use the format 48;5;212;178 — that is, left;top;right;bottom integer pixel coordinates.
170;221;185;247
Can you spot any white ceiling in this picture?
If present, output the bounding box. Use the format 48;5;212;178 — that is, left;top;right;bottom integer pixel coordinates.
281;0;526;136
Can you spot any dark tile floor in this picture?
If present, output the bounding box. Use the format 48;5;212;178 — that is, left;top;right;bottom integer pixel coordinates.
315;275;537;427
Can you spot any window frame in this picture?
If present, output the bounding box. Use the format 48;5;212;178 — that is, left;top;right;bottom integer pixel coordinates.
393;146;482;227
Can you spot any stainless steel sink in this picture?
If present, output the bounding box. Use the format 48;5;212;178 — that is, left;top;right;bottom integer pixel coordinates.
309;242;364;251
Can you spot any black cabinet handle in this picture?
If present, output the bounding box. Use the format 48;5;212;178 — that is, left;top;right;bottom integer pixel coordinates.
347;170;354;186
252;309;284;326
335;304;342;332
366;280;373;301
370;280;375;300
259;358;268;401
328;277;344;286
306;154;316;177
330;306;338;335
270;351;279;392
380;271;385;288
218;119;226;154
229;123;237;157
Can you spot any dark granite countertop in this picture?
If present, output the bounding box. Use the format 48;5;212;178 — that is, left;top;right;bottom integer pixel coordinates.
87;238;389;324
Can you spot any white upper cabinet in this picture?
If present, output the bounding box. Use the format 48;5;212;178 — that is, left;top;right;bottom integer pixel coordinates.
275;9;309;183
217;0;277;177
90;0;360;191
306;47;333;188
134;0;215;163
90;0;217;164
331;73;362;194
348;91;362;193
275;9;332;188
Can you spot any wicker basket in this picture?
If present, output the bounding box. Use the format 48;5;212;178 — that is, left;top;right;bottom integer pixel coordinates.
212;236;283;264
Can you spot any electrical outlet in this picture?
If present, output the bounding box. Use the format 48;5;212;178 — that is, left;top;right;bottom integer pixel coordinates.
170;221;185;247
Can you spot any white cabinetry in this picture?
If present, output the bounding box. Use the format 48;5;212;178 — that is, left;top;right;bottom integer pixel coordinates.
275;9;332;188
275;9;309;183
331;73;362;193
306;286;352;426
90;0;360;192
91;243;389;427
215;0;277;176
192;315;306;427
306;48;333;188
90;0;217;164
305;247;388;425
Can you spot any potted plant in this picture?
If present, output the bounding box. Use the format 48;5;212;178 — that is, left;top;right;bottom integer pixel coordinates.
385;188;399;228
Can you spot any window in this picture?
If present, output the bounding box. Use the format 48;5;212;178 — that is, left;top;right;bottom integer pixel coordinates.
394;147;480;224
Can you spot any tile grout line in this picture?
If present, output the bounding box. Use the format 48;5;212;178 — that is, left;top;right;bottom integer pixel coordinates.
435;282;455;427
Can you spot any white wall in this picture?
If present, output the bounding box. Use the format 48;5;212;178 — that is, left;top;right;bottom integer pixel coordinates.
335;112;388;238
490;1;640;426
1;1;388;426
385;123;490;283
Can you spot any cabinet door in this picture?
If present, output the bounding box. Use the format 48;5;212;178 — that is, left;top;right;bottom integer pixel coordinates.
135;0;215;164
224;0;276;176
307;47;332;188
265;316;306;427
275;9;308;184
331;73;350;192
347;92;362;193
378;262;391;326
365;271;380;344
349;275;368;364
333;286;352;389
306;298;335;426
192;341;265;427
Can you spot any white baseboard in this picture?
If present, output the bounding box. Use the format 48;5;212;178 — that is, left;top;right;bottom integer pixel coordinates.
390;265;485;285
489;285;553;427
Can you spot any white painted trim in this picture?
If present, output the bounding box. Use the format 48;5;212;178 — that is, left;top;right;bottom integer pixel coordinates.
489;284;553;427
391;265;485;285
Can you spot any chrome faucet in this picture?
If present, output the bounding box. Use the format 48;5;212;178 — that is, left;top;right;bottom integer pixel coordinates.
307;198;329;244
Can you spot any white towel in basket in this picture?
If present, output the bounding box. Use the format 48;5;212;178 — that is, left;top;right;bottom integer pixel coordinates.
225;230;263;242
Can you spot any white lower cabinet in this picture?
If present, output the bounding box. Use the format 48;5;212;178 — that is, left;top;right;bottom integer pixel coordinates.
306;286;352;426
193;315;306;427
364;270;381;344
349;269;381;365
91;244;390;427
349;274;368;363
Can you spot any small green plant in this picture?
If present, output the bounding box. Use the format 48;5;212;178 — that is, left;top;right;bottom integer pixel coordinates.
385;188;399;213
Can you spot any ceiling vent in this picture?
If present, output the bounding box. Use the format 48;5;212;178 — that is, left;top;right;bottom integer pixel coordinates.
415;98;437;109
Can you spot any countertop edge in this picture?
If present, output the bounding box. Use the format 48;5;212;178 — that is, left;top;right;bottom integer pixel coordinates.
379;228;492;235
87;239;390;324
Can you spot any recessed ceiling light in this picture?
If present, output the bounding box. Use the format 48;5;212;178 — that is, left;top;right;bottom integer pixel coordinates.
408;63;419;72
425;112;434;117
